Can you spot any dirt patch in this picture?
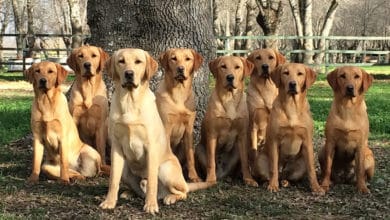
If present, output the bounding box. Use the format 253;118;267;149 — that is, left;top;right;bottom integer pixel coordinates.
0;136;389;219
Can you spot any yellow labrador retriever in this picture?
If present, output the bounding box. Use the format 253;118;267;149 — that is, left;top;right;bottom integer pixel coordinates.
253;63;324;195
25;61;103;184
196;55;258;187
319;66;375;193
247;48;286;154
156;48;203;182
99;48;212;214
67;45;110;165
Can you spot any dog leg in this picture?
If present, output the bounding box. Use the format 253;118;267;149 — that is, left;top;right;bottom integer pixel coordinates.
355;147;370;193
302;139;324;195
79;144;101;177
364;147;375;181
28;138;44;183
238;134;258;187
159;157;188;205
184;125;201;182
319;140;335;192
100;140;125;209
206;137;218;184
143;142;160;215
267;139;279;192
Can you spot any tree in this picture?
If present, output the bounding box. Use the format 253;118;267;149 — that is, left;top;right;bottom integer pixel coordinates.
87;0;215;145
255;0;284;48
68;0;83;48
0;0;12;68
11;0;26;59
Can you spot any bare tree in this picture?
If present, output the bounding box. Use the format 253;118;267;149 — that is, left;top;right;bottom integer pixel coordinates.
11;0;26;58
255;0;284;48
0;0;12;68
67;0;83;48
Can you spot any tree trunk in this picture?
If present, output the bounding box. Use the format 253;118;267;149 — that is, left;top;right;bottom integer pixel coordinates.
302;0;314;64
26;0;36;58
87;0;215;145
314;0;339;64
0;0;11;68
68;0;83;48
255;0;283;48
288;0;304;62
11;0;26;59
233;0;247;52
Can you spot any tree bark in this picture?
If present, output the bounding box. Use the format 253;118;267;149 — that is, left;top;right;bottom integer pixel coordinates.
87;0;215;145
11;0;26;59
302;0;314;64
68;0;83;48
255;0;283;48
0;0;11;68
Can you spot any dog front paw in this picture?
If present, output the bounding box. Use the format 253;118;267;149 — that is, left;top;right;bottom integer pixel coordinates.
312;186;326;196
100;199;117;209
143;198;159;215
320;183;330;192
244;178;259;187
357;185;370;194
267;181;279;192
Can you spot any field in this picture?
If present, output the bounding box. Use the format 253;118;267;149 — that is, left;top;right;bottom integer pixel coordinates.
0;66;389;219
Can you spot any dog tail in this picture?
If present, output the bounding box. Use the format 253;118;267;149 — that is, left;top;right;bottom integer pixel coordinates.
187;181;215;192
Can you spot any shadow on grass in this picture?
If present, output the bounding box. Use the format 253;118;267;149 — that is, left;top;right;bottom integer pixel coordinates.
0;73;24;82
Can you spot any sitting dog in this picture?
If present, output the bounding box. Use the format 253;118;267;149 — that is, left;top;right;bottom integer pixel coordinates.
253;63;324;195
196;55;258;187
156;48;203;182
25;61;104;184
67;45;110;165
319;66;375;193
99;48;212;214
247;48;286;156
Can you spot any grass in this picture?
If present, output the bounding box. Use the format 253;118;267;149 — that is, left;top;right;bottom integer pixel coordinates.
0;66;389;218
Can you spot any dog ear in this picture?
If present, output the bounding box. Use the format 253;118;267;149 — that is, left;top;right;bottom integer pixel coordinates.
274;49;286;66
66;48;80;73
158;50;169;71
144;52;158;81
98;47;109;73
327;68;339;92
303;66;317;90
247;51;258;74
191;49;204;72
24;64;36;84
55;63;68;86
240;57;254;78
271;65;282;88
104;54;117;80
360;68;373;94
208;57;220;78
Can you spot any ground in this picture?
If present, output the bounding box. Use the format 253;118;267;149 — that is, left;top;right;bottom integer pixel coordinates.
0;135;389;219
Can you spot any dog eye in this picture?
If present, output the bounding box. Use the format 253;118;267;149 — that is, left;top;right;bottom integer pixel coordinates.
269;56;274;60
235;65;240;69
185;57;191;61
298;72;303;76
48;69;54;74
354;75;360;79
340;74;346;79
78;54;84;58
221;64;227;69
92;54;97;58
118;59;125;64
171;57;177;61
35;70;40;74
135;60;142;64
283;71;289;75
256;56;261;60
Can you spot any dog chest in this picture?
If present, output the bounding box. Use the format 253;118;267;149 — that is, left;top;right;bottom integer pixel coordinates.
333;128;364;151
278;127;307;157
214;118;243;150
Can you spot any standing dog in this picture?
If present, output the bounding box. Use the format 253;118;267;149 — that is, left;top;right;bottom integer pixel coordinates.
196;55;258;187
67;45;110;165
253;63;324;195
25;61;103;184
319;66;375;193
99;48;212;214
247;48;286;157
156;48;203;182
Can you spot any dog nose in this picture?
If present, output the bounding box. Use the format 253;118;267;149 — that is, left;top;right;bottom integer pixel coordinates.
125;70;134;80
39;78;47;85
261;64;269;70
84;62;91;69
226;74;234;82
346;85;354;92
289;81;297;90
177;66;185;73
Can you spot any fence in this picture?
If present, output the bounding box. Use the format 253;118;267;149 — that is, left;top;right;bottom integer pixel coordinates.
216;35;390;73
0;34;90;71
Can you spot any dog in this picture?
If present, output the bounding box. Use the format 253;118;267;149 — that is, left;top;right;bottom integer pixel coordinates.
196;55;258;187
318;66;375;193
156;48;203;182
67;45;110;165
253;63;324;195
25;61;104;184
246;48;286;159
99;48;212;214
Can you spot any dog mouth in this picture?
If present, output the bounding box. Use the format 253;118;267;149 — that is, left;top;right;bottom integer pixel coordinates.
82;70;94;78
174;74;187;83
288;89;298;95
121;81;138;90
38;78;49;91
226;83;236;91
345;85;356;97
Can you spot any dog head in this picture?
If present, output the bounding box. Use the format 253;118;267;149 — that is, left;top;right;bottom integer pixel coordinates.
247;48;286;78
159;48;203;84
327;66;373;98
105;48;158;91
272;63;316;95
209;56;254;92
67;45;109;78
24;61;68;92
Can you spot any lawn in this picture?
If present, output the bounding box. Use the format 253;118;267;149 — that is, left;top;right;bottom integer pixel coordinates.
0;66;389;219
